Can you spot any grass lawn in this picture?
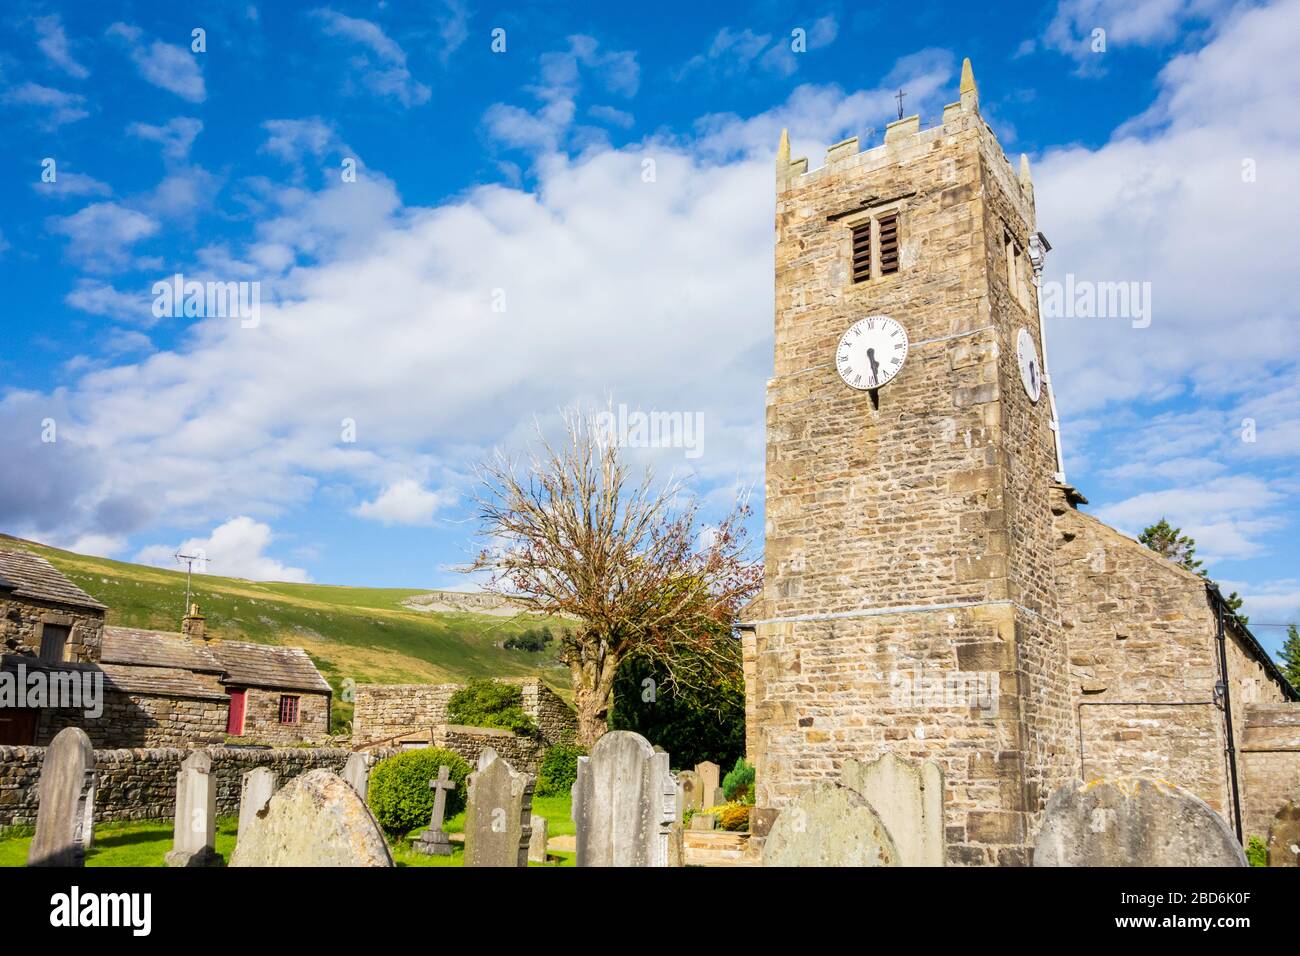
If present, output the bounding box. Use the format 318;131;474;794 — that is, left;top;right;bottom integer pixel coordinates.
0;794;574;867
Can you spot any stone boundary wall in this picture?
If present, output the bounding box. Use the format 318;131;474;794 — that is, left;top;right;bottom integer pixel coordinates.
0;745;398;828
1241;704;1300;841
353;676;576;747
431;724;546;776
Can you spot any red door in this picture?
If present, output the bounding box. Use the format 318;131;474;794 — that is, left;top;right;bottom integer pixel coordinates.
226;689;246;735
0;708;38;745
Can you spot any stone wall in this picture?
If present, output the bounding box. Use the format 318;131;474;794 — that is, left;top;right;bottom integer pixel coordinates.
353;677;574;747
235;687;330;744
40;689;229;749
431;724;546;776
0;596;105;664
1052;492;1293;827
0;744;395;827
1241;704;1300;841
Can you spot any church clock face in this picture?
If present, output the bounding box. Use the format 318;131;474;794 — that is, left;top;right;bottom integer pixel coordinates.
1016;327;1043;403
836;315;909;390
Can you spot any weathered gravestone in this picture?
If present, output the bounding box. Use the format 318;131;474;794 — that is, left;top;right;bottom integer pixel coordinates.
528;813;549;863
840;753;945;866
1033;777;1247;867
238;767;279;839
1266;800;1300;867
410;765;457;856
690;813;717;831
464;752;533;867
696;761;721;807
477;746;499;771
762;784;900;867
166;750;218;867
342;753;369;799
677;770;703;813
27;727;96;867
230;769;393;867
572;730;680;866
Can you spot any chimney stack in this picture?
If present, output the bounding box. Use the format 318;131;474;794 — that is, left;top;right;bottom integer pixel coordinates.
182;603;206;642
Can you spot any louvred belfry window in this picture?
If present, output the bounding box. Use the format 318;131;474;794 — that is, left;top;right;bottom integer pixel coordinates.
851;222;872;283
878;213;900;275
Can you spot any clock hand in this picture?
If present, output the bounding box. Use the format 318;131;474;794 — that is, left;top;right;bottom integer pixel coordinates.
866;347;880;387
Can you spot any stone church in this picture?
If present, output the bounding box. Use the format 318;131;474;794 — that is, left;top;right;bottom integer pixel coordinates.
739;61;1299;864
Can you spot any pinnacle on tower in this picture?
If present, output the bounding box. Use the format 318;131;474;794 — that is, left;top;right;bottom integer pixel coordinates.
1020;153;1033;191
959;57;979;112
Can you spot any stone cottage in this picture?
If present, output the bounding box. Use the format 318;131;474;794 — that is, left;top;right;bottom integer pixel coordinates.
0;548;331;747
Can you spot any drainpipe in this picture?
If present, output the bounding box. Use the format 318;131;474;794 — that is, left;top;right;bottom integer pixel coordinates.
1028;232;1066;484
1211;586;1244;842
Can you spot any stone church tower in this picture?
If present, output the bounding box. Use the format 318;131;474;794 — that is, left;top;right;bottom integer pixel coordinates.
743;61;1077;865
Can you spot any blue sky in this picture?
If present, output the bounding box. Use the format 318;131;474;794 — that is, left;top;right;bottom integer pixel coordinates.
1;1;1297;654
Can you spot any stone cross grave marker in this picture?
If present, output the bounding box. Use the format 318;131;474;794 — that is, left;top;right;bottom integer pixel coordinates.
167;750;218;867
464;752;534;867
27;727;96;867
238;767;280;840
528;813;549;863
696;761;721;807
572;730;680;867
410;765;457;856
342;752;369;799
230;770;393;867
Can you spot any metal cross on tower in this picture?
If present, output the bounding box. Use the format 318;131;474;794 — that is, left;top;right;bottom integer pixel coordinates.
895;88;906;120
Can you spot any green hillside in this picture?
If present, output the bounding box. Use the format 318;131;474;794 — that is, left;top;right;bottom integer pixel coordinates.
0;535;570;731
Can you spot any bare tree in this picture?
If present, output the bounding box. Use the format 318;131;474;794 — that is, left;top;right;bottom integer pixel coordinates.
470;407;761;745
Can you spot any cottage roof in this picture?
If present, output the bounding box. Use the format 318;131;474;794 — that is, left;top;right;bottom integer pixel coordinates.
102;626;330;695
0;655;229;702
0;550;107;611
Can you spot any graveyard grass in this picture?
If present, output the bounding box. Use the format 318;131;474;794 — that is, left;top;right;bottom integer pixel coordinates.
0;794;575;867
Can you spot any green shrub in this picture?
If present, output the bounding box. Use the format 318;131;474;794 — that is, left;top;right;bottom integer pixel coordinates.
1246;835;1268;867
722;757;755;803
504;627;554;652
447;678;537;735
536;740;586;796
368;748;471;836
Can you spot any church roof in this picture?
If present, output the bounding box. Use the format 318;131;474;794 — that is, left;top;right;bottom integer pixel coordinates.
101;625;330;694
0;550;107;611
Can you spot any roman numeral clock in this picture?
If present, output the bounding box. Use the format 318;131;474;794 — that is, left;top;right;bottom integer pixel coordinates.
835;315;909;393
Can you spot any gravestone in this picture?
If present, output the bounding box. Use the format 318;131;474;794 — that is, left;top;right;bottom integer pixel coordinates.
1266;800;1300;867
677;770;703;813
230;769;393;867
690;813;717;831
528;814;549;863
238;767;279;839
696;761;721;807
840;753;945;866
27;727;96;867
477;746;499;771
342;753;370;799
762;785;900;867
1032;777;1247;867
464;753;533;867
410;765;457;856
166;750;218;867
572;730;679;866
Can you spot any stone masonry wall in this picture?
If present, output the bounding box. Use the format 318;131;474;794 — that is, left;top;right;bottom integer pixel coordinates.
0;596;105;664
431;724;547;776
39;689;229;749
235;687;330;744
353;677;575;747
1052;491;1292;830
1240;704;1300;841
0;745;396;827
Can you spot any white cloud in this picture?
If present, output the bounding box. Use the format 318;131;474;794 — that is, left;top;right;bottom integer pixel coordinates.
65;279;155;326
135;517;310;582
3;82;89;128
354;480;456;525
678;17;838;82
107;22;206;103
32;170;112;199
34;14;89;79
49;202;159;271
128;117;203;161
311;8;430;106
1043;0;1232;60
